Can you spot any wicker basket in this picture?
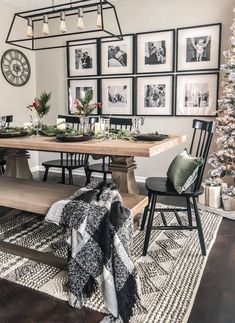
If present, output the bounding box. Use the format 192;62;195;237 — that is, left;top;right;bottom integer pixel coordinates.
222;196;235;211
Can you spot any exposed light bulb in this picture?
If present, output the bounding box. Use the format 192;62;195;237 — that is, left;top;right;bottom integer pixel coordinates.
26;18;33;38
60;11;67;33
42;15;50;35
96;4;102;28
77;8;84;31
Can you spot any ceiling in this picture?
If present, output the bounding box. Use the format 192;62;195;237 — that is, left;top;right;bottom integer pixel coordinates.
2;0;117;9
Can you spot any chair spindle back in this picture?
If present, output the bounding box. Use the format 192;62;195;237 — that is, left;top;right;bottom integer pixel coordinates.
189;119;215;190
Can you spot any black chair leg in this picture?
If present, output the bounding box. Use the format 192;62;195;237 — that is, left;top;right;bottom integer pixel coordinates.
140;192;151;231
103;172;107;182
192;196;206;256
68;169;73;185
43;167;49;182
186;197;193;230
142;194;157;256
62;168;66;184
85;170;91;186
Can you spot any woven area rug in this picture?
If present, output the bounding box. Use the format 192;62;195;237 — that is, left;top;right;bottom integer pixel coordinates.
0;205;222;323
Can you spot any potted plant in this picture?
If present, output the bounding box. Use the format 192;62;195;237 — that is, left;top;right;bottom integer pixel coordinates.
73;89;102;134
27;91;51;134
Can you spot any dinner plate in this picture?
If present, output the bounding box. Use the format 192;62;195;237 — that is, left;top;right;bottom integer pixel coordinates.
56;134;92;142
133;134;169;141
0;131;27;138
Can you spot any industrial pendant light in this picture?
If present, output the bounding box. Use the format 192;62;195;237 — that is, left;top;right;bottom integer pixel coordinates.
42;15;50;35
77;8;84;30
60;11;67;33
7;0;123;51
96;4;102;28
26;18;33;38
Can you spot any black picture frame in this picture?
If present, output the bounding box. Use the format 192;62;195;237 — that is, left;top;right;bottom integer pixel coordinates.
175;72;219;117
135;75;174;116
66;39;100;78
176;23;222;72
100;76;134;116
136;29;175;74
67;78;100;115
100;34;135;76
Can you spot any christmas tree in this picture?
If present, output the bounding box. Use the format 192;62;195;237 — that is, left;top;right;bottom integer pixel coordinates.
208;12;235;186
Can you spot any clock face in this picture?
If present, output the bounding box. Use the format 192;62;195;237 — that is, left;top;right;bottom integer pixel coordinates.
1;49;31;87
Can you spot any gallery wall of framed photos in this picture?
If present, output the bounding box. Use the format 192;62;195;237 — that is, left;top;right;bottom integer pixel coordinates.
66;23;221;117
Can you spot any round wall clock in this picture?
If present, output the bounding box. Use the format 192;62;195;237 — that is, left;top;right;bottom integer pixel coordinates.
1;49;31;87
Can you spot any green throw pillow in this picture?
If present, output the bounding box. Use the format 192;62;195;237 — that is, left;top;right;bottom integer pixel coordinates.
167;149;204;194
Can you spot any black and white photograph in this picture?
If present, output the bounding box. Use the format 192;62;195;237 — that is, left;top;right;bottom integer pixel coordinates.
186;36;211;62
108;86;127;107
177;24;221;71
136;75;173;116
145;41;166;65
68;78;98;114
137;30;175;74
101;35;134;75
108;45;127;67
144;84;166;107
75;47;93;70
67;40;98;77
185;83;209;108
101;78;133;115
176;73;219;116
76;86;93;99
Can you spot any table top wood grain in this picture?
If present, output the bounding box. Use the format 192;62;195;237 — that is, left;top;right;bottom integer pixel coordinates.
0;135;186;157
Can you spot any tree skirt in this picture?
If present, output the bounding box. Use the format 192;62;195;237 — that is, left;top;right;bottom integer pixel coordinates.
198;203;235;220
0;206;222;323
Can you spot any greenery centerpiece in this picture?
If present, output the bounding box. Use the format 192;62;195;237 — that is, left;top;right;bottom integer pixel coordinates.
73;89;102;134
27;91;51;134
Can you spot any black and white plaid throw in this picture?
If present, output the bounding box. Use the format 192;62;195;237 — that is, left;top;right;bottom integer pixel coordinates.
46;181;141;323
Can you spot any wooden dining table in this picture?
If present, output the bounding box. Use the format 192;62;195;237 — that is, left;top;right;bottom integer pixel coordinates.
0;134;186;269
0;134;186;194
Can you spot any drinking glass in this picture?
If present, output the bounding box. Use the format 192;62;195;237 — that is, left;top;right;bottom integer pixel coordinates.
0;118;6;131
100;117;110;135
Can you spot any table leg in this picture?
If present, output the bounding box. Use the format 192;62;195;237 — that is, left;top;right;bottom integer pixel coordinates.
4;149;33;179
109;156;139;194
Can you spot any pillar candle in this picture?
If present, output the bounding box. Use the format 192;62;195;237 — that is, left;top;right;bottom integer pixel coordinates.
208;186;221;209
57;118;66;130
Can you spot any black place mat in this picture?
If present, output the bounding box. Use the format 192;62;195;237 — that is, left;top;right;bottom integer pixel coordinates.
56;134;91;142
133;134;169;141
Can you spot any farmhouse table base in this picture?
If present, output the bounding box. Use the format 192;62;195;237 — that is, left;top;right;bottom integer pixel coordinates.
3;149;139;193
110;156;139;194
4;149;33;180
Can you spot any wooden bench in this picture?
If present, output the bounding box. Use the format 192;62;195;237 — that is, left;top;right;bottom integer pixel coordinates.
0;177;147;269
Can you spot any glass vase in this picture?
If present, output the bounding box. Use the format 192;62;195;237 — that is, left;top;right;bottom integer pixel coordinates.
79;116;90;135
31;115;43;136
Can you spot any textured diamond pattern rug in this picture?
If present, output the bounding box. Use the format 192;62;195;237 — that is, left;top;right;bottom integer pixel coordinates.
0;205;222;323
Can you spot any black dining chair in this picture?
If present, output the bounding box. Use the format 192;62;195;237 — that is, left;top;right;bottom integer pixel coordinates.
42;115;98;185
85;117;133;184
0;115;13;128
140;119;215;256
0;156;6;176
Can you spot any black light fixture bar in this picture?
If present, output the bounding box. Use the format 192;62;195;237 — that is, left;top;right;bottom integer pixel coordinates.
17;0;100;17
6;0;123;51
18;2;112;20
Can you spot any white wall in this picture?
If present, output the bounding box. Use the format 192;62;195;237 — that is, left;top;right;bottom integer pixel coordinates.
35;0;233;178
0;1;38;167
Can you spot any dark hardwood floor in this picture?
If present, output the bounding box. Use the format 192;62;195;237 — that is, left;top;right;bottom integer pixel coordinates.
0;172;235;323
